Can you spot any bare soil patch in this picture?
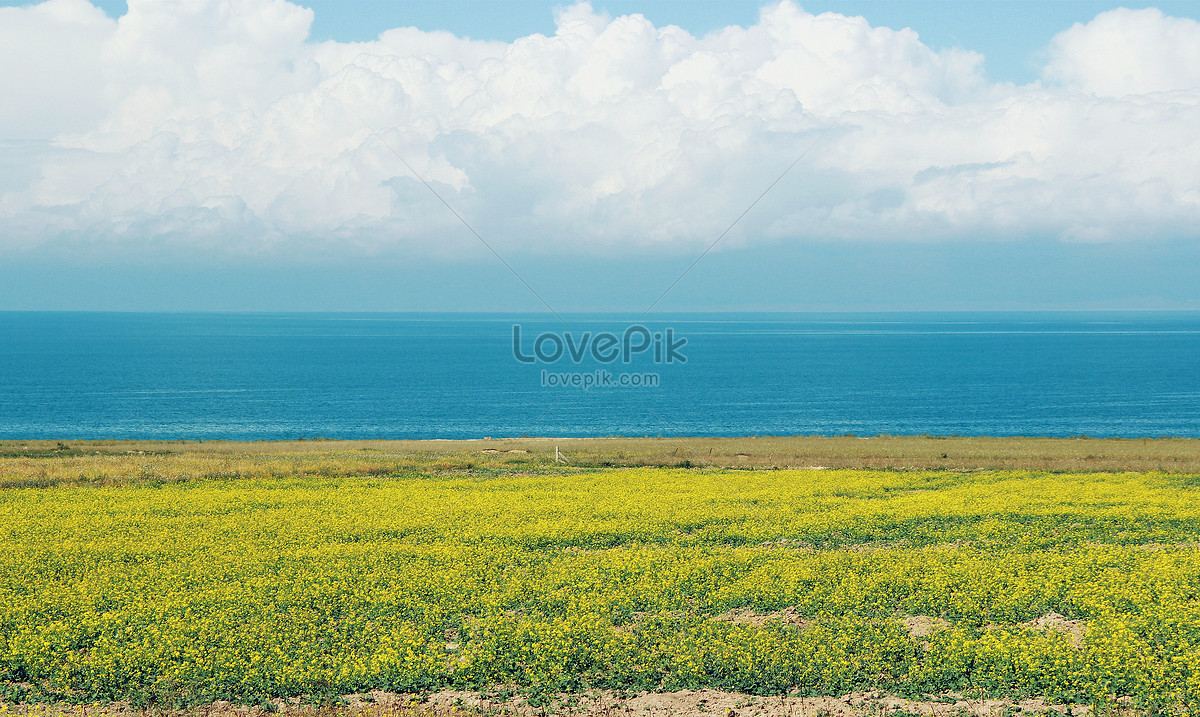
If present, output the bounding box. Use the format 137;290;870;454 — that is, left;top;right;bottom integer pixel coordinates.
0;688;1127;717
291;690;1096;717
902;614;950;638
713;605;810;629
1026;612;1087;648
984;612;1087;649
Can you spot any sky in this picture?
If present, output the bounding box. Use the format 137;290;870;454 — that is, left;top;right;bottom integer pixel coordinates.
1;0;1199;312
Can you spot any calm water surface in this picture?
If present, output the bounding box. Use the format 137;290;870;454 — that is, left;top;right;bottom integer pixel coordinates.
1;311;1198;439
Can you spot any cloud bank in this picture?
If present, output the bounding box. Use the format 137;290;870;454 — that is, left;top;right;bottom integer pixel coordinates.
2;0;1199;259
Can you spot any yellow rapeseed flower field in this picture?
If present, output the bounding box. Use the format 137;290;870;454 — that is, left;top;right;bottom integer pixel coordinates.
2;463;1199;713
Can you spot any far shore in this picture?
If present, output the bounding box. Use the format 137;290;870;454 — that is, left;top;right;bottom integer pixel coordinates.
4;434;1200;473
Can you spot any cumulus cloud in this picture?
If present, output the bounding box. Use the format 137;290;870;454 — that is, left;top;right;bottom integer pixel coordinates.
1;0;1199;260
1043;8;1200;96
0;0;113;140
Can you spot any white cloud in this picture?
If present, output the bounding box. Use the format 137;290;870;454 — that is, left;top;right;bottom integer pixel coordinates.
0;0;113;140
1043;8;1200;96
1;0;1199;260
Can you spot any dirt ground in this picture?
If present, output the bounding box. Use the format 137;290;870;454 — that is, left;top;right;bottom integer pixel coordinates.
405;688;1100;717
2;689;1125;717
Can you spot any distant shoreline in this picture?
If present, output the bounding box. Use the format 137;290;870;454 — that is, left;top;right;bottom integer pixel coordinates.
5;434;1200;474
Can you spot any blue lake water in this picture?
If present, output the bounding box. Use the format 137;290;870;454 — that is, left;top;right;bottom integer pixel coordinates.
1;311;1198;440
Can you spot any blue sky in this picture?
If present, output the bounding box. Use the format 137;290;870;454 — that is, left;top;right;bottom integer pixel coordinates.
1;0;1199;312
299;0;1200;84
67;0;1200;85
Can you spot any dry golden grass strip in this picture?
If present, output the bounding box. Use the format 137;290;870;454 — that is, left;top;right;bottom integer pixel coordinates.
4;435;1200;489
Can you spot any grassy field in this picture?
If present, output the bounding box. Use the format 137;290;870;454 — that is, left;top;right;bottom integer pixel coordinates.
5;435;1200;488
2;438;1200;716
